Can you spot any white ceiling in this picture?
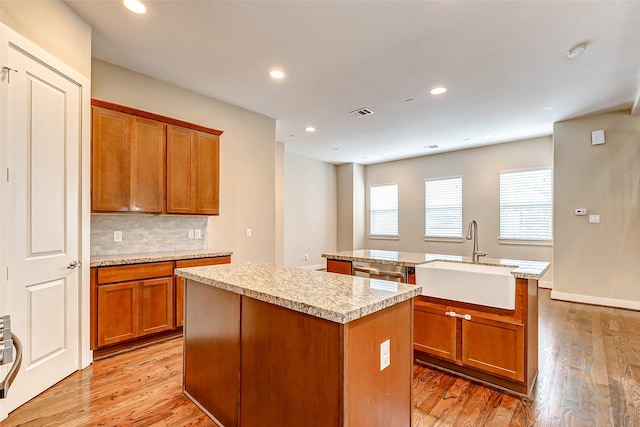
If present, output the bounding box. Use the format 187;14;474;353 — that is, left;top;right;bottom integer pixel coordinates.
65;0;640;165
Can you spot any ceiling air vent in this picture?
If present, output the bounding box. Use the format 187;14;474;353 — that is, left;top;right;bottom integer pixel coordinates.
349;108;374;117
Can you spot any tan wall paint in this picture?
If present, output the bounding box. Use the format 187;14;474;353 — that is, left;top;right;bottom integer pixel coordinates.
275;142;285;265
92;59;277;263
553;110;640;307
0;0;91;77
365;137;553;284
336;163;366;251
284;153;337;268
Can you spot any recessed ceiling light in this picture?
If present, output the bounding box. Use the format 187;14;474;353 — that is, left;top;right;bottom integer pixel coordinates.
463;138;471;141
305;127;316;133
269;70;285;79
485;134;494;139
423;145;438;149
123;0;146;14
430;87;447;95
567;44;587;60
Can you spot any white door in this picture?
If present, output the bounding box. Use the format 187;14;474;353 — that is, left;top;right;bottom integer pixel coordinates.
0;25;84;416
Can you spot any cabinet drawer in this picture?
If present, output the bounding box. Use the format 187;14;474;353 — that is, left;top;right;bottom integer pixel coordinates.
97;261;174;284
175;256;231;268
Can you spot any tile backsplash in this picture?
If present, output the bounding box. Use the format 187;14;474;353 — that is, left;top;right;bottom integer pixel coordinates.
91;214;209;256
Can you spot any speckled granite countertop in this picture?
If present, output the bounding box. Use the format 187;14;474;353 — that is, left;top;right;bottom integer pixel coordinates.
90;249;233;267
175;262;422;324
322;250;549;280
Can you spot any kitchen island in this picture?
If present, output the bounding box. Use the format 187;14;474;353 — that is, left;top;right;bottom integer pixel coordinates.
175;262;422;427
323;250;549;396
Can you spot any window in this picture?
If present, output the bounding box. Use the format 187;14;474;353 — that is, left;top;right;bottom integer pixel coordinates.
370;184;398;236
500;168;552;241
425;177;462;238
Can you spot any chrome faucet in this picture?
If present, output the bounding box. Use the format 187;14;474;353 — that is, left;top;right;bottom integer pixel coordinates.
466;219;487;263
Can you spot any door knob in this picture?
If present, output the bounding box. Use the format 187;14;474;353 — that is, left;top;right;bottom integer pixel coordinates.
67;260;81;270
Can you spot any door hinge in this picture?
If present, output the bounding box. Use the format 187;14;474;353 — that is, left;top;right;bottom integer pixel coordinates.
1;66;18;84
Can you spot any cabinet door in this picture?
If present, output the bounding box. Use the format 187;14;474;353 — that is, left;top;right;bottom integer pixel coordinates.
92;106;129;212
97;281;139;347
166;125;194;213
130;117;166;213
139;277;175;336
461;316;525;382
326;259;352;275
193;131;220;215
167;125;220;215
413;300;457;362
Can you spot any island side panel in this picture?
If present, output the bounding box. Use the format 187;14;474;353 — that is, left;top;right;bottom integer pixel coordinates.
527;278;539;390
240;297;344;426
184;279;241;427
345;299;413;427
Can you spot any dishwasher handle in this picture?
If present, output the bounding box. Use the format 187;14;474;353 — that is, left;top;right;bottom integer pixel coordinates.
353;266;406;280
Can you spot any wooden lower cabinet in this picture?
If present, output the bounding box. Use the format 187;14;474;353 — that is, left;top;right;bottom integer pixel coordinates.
96;276;173;348
413;299;456;362
462;316;524;381
414;294;527;387
91;256;231;355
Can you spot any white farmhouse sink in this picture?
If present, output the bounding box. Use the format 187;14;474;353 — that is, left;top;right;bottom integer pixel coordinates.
415;261;516;310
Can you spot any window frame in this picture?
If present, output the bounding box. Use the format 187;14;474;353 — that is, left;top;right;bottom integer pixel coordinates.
424;176;464;242
499;167;553;245
368;183;399;239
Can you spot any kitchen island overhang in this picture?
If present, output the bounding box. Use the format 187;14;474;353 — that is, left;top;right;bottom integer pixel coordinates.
175;262;422;427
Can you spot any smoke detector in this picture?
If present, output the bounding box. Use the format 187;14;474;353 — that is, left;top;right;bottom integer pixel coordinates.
350;108;374;117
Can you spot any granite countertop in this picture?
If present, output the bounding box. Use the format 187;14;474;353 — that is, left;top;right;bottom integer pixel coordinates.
90;249;233;267
322;249;549;280
175;262;422;324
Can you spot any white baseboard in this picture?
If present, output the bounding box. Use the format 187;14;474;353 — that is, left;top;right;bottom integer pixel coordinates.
538;280;553;289
550;290;640;311
298;264;325;271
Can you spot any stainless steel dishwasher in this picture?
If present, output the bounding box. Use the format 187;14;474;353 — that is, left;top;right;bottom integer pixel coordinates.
353;261;408;283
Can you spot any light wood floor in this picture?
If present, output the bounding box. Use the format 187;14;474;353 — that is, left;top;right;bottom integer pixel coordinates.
3;289;640;426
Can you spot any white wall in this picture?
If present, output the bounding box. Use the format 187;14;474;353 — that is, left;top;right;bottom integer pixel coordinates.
92;59;279;263
364;137;553;285
553;110;640;308
0;0;91;77
284;152;337;268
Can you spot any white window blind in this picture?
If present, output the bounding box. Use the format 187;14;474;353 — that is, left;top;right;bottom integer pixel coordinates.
370;184;398;236
500;168;552;240
425;177;462;238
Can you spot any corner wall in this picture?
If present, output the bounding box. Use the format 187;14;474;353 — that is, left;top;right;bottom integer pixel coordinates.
365;137;553;285
92;59;277;263
553;110;640;308
284;153;337;268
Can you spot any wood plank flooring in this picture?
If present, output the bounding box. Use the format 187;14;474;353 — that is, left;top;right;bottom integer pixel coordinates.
3;289;640;426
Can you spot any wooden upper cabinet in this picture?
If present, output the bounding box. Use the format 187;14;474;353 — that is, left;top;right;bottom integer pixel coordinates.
92;107;129;211
91;100;223;216
167;125;220;215
92;106;166;213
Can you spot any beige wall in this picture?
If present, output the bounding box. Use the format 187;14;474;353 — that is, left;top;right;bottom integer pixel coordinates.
284;153;337;268
365;137;553;285
92;59;278;263
553;110;640;308
0;0;91;77
336;163;366;251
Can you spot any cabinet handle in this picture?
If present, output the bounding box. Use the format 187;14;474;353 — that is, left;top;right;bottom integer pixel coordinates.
445;311;471;321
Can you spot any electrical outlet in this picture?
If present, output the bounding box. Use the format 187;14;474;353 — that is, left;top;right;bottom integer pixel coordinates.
194;229;202;239
113;231;122;242
246;228;252;237
380;339;390;371
188;229;195;239
303;254;309;261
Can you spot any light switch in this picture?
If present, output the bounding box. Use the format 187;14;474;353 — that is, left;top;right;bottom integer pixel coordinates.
380;339;390;371
589;215;600;223
113;231;122;242
188;229;195;239
194;229;202;239
575;208;587;216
